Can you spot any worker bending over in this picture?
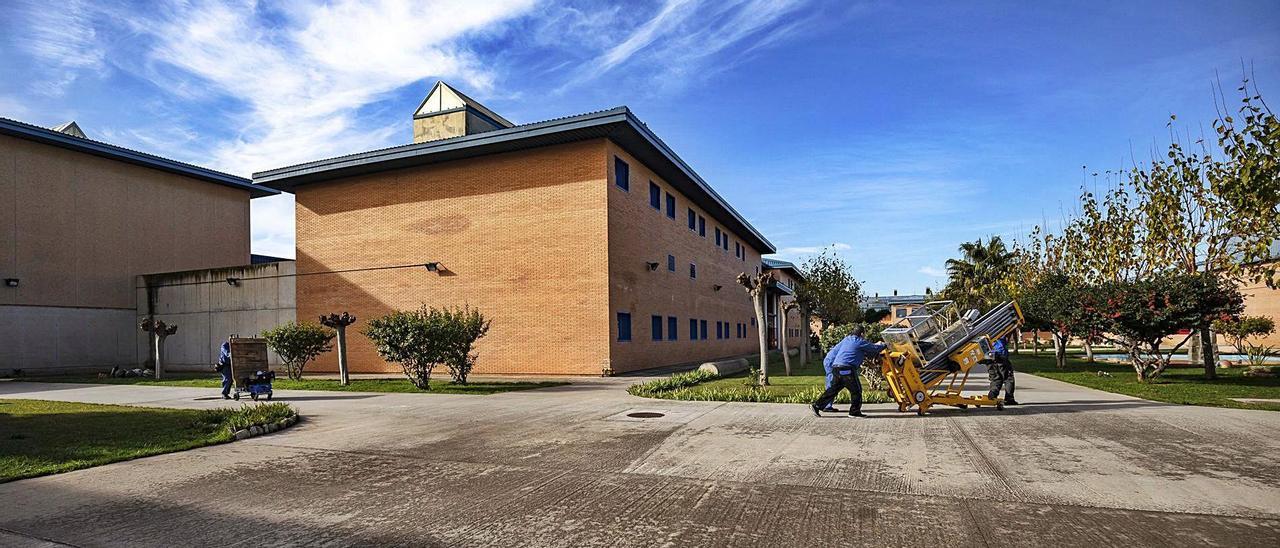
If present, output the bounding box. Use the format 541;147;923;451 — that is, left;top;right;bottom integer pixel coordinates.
812;325;886;418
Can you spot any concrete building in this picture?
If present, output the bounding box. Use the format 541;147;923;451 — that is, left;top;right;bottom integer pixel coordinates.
0;118;278;374
256;82;802;375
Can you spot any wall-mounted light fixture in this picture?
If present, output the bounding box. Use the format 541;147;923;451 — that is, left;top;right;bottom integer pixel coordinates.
424;262;441;272
645;262;659;271
226;277;241;287
3;278;18;288
712;284;722;292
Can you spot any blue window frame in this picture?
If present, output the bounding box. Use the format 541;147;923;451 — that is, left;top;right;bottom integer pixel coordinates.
700;320;708;340
687;208;696;230
667;254;675;272
617;312;631;342
698;216;706;237
690;318;699;341
649;181;660;209
667;316;678;341
651;315;663;341
665;193;675;218
614;157;629;191
689;263;697;279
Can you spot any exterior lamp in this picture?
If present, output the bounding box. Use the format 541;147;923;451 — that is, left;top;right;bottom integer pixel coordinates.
646;262;659;271
712;284;722;291
424;262;441;272
225;277;241;287
3;278;17;288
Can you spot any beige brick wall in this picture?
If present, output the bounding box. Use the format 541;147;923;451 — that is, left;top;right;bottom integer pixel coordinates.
0;134;250;310
1240;278;1280;348
295;139;611;375
604;142;768;372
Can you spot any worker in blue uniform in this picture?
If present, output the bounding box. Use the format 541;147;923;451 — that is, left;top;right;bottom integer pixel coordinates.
986;336;1018;405
812;325;886;418
216;340;233;400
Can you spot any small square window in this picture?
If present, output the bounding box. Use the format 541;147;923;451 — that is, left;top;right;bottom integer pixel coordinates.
665;193;675;219
667;316;677;341
687;208;696;230
667;254;675;272
689;263;697;279
617;312;631;342
651;315;663;341
649;182;660;209
690;318;699;341
614;157;629;191
698;216;706;237
700;320;708;341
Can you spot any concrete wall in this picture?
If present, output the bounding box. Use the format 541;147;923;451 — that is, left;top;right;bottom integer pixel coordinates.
0;134;250;310
605;141;765;373
294;139;611;375
136;262;296;372
0;306;135;374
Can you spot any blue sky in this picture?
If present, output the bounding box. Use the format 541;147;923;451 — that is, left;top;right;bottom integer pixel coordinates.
3;0;1278;296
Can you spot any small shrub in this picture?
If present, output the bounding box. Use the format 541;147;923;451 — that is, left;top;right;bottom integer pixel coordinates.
261;321;335;381
198;402;296;433
363;305;491;389
628;369;720;397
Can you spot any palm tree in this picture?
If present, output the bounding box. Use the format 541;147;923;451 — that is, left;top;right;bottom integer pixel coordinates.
943;236;1016;312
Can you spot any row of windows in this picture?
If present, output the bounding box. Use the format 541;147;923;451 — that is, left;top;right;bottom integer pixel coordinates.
615;313;755;342
616;156;747;263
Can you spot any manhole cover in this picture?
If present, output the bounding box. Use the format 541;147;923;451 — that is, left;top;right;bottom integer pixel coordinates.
627;412;665;419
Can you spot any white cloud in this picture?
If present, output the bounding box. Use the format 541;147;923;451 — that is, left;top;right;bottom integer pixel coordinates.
18;0;106;95
918;266;946;277
565;0;812;89
776;242;851;255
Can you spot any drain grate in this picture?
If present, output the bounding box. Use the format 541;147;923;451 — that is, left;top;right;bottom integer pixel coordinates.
627;412;665;419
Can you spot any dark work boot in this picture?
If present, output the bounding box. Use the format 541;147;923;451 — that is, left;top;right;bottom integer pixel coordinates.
811;405;822;417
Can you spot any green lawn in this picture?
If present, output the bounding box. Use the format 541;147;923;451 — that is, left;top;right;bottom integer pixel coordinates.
633;355;890;404
20;374;567;395
0;399;294;482
1015;351;1280;411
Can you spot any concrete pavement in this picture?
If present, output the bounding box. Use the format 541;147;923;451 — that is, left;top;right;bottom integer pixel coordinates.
1;372;1278;547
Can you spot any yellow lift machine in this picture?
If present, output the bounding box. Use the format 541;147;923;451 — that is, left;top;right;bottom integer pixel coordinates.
876;300;1023;415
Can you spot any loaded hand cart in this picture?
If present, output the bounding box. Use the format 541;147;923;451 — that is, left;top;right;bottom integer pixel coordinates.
229;337;274;401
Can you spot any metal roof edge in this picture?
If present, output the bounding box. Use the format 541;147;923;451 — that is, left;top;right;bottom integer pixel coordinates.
253;107;631;183
0;117;277;198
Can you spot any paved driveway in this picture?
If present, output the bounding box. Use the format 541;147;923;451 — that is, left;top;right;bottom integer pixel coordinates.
1;372;1278;547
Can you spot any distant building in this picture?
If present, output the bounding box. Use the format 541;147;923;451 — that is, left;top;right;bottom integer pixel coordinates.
862;292;930;324
0;118;278;373
255;82;801;375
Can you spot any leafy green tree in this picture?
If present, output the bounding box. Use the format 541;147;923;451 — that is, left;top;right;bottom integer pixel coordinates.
943;236;1016;311
363;305;491;389
261;321;334;381
1020;273;1108;369
796;249;863;327
1094;273;1243;381
1212;315;1275;353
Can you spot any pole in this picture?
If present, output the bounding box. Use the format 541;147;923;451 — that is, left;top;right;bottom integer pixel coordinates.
336;325;350;386
153;332;163;380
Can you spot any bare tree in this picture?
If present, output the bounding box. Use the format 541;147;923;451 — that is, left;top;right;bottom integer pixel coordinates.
737;271;774;386
780;300;796;376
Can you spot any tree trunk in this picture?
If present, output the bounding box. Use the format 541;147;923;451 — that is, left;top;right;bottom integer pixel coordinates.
1033;333;1040;354
799;308;811;367
1200;328;1217;380
1012;329;1021;352
1083;339;1094;362
780;304;792;376
1053;332;1068;369
753;293;769;386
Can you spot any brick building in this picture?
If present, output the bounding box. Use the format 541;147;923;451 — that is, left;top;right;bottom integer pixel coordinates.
0;118;278;373
256;82;803;375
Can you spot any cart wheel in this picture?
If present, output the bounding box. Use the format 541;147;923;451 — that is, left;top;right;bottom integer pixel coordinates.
916;408;927;416
266;391;273;401
233;393;240;401
996;401;1005;411
251;393;259;401
957;404;968;409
